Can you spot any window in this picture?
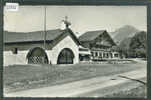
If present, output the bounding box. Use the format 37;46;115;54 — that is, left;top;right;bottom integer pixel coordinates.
106;53;109;58
114;53;119;57
95;52;98;57
99;52;102;57
103;53;106;58
91;52;94;56
12;48;18;54
110;53;113;58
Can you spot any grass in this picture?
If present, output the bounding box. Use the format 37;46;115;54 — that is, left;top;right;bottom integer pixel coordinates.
4;62;146;93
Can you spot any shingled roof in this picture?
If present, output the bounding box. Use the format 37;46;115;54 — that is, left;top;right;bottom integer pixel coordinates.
78;30;106;41
4;29;63;43
4;29;80;45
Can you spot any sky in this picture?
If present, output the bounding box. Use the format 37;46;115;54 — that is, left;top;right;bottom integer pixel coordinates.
4;6;147;36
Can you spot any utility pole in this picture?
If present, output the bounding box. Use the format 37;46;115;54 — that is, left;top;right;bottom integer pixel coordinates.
43;6;47;64
44;6;46;50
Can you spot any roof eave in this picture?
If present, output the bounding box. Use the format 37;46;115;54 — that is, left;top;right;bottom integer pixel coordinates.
4;40;53;45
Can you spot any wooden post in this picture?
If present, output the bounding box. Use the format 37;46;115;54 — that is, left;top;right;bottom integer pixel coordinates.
43;6;47;64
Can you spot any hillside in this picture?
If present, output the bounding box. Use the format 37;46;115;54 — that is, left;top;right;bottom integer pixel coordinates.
119;31;147;58
112;25;139;44
119;37;132;50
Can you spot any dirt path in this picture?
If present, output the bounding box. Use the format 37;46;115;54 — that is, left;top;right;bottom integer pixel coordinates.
5;67;146;97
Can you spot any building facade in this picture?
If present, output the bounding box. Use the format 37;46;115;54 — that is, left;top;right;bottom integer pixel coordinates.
79;45;91;61
79;30;120;61
4;28;80;66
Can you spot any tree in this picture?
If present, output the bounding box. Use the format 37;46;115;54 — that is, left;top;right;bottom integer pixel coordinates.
118;31;147;58
129;31;147;58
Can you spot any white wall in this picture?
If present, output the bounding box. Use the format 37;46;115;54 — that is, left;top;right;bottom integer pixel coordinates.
4;50;29;66
4;35;79;66
48;35;79;64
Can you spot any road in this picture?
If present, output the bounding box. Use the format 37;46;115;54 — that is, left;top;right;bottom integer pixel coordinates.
5;66;146;97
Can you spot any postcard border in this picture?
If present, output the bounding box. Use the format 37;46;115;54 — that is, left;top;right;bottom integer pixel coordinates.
1;0;151;100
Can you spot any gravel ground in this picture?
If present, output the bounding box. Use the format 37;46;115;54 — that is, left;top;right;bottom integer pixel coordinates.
75;77;146;98
104;77;147;98
106;84;146;98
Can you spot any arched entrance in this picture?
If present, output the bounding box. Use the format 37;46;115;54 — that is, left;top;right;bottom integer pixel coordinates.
27;47;49;64
57;48;74;64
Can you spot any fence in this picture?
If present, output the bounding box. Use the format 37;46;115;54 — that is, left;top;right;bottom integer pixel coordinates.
28;56;46;64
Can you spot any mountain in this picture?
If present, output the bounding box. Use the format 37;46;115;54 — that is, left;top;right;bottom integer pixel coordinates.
118;31;147;58
119;37;132;50
112;25;139;45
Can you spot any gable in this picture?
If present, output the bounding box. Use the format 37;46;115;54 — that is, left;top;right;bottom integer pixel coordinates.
79;30;105;42
79;30;116;49
49;28;80;49
94;31;116;46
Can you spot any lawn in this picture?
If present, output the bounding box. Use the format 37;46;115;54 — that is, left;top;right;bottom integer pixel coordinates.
3;62;146;93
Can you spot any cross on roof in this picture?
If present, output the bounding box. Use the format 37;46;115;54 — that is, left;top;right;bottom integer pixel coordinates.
63;16;71;28
65;16;68;21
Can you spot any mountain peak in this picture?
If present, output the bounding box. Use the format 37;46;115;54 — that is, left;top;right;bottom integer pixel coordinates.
115;25;139;33
113;25;140;44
